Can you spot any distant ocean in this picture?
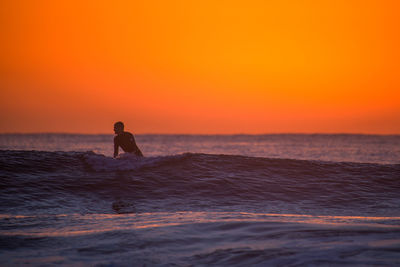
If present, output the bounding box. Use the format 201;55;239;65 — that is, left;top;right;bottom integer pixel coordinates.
1;134;399;266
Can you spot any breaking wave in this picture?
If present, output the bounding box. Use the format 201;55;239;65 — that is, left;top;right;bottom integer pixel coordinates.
1;150;399;216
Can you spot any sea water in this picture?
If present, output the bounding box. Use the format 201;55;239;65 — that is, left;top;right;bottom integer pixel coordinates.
0;134;399;266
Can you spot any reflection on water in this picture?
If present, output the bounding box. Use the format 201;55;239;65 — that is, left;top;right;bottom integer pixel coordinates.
1;212;399;237
1;211;400;265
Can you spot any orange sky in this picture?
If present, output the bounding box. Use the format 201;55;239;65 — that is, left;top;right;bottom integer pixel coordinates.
1;0;399;134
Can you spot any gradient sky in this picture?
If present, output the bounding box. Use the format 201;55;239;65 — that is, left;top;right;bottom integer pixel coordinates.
1;0;399;134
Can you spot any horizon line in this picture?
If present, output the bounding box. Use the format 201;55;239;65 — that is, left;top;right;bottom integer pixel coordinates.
0;132;399;136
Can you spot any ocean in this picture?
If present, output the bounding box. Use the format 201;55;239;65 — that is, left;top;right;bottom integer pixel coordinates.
0;134;399;266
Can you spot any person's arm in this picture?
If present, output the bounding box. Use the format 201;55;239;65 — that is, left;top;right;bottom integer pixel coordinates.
113;137;119;158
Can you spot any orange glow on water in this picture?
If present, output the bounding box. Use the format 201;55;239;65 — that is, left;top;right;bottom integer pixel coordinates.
1;212;399;237
1;1;399;133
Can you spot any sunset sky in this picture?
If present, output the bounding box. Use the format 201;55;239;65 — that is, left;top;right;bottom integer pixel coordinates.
1;0;399;134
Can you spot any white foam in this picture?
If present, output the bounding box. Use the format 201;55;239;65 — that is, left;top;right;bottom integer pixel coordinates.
83;152;172;172
83;153;141;171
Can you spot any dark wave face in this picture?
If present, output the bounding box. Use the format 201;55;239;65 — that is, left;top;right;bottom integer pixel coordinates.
1;150;399;216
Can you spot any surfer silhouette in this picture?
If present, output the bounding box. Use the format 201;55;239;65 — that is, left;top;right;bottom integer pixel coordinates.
113;121;143;158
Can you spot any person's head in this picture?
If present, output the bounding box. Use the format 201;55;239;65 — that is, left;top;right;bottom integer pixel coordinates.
114;121;124;134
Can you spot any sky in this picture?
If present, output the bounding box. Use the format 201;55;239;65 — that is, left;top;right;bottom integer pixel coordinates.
1;0;399;134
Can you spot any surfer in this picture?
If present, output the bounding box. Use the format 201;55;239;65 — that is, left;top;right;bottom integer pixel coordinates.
113;121;144;158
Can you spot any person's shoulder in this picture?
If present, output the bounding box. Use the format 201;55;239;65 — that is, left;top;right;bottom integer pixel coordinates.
124;131;134;137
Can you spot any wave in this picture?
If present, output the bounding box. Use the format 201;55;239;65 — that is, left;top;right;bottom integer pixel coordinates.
1;150;399;215
2;149;398;171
